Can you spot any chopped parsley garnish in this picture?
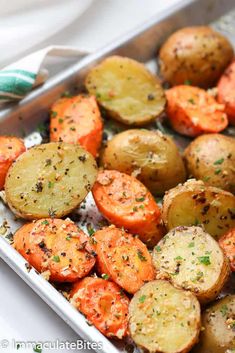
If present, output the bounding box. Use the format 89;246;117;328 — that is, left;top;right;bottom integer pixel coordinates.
52;255;60;263
51;111;57;118
139;295;146;303
184;79;192;85
101;273;109;280
198;255;211;266
194;219;199;226
133;206;138;212
135;197;145;202
41;220;49;225
87;225;95;236
203;176;210;182
155;245;161;252
215;168;222;175
137;250;147;261
48;181;54;188
188;242;195;248
220;304;228;317
174;256;183;261
214;158;224;165
188;98;195;104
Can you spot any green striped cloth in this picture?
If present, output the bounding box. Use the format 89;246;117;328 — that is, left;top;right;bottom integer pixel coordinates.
0;46;87;104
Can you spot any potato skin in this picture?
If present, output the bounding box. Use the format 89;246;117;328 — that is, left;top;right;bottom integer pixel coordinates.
162;179;235;240
152;226;230;304
129;280;201;353
85;56;166;126
184;134;235;193
192;295;235;353
159;26;234;88
100;129;186;195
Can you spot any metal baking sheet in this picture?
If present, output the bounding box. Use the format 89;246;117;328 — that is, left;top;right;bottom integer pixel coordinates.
0;1;235;352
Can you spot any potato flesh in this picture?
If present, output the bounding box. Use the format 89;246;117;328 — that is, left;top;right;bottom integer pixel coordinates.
129;280;200;353
5;142;97;219
193;295;235;353
152;226;229;303
85;56;166;125
163;180;235;239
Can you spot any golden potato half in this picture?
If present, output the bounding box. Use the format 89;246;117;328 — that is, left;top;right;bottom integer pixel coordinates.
5;142;97;219
159;26;233;88
129;279;201;353
192;295;235;353
100;129;186;195
152;226;230;303
162;180;235;239
85;55;166;126
184;134;235;194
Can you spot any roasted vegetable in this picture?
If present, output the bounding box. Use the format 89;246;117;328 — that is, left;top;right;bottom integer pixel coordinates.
5;142;97;219
129;280;201;353
219;228;235;272
100;129;186;195
13;218;96;282
217;60;235;125
159;26;233;88
94;226;155;294
70;277;129;339
184;133;235;193
192;295;235;353
85;56;166;126
50;95;103;157
0;136;26;190
166;85;228;137
152;226;230;303
162;179;235;239
92;169;165;247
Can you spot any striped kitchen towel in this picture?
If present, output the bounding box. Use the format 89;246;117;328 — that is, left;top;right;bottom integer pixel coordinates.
0;46;88;104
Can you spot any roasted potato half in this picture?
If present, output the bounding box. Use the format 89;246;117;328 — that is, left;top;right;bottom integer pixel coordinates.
162;180;235;239
184;134;235;193
159;26;233;88
85;56;166;126
129;280;201;353
100;129;186;195
152;226;230;303
5;142;97;219
192;295;235;353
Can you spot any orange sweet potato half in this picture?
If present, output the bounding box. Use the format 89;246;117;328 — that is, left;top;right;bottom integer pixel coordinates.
13;218;96;282
94;226;155;294
50;95;103;157
92;169;165;247
0;136;26;190
166;85;228;137
70;277;129;339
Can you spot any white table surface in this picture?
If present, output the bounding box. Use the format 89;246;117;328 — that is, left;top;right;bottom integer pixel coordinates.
0;1;180;352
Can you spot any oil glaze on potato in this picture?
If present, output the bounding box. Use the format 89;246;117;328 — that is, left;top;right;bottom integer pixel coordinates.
5;142;97;219
184;134;235;193
192;295;235;353
100;129;186;195
85;56;166;126
159;26;233;88
162;180;235;239
152;226;230;303
129;280;201;353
